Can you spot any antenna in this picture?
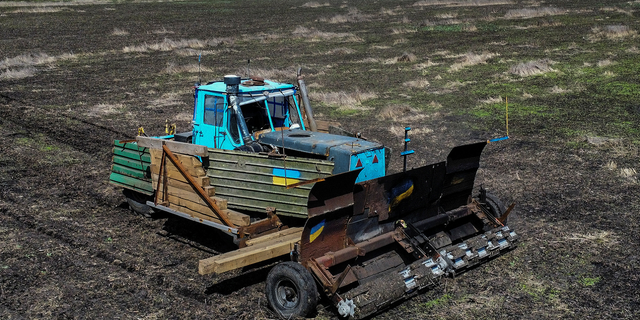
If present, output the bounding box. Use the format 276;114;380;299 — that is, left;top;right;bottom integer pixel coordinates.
247;59;251;77
198;53;202;85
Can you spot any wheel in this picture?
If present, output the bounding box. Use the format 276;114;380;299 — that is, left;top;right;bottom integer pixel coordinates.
484;192;507;222
123;189;155;218
266;262;318;319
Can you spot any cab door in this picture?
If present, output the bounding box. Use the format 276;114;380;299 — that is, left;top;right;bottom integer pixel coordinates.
193;92;231;149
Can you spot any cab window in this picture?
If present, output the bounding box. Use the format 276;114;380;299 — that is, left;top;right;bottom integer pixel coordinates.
203;95;225;126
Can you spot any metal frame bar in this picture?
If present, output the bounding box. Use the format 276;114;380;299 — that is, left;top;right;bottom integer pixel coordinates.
146;201;239;236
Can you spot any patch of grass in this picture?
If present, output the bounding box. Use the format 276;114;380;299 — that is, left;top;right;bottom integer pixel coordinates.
40;145;59;152
419;293;452;309
579;276;601;287
421;24;476;32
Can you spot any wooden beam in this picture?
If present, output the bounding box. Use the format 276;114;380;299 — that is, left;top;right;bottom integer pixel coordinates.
149;149;203;168
150;163;206;179
244;227;302;247
166;202;249;227
151;175;215;195
160;192;228;211
156;185;215;200
162;144;233;227
136;136;208;156
151;173;209;187
198;232;301;275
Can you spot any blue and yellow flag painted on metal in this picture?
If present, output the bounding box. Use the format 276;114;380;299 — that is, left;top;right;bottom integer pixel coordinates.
272;168;301;186
309;219;325;243
388;179;414;212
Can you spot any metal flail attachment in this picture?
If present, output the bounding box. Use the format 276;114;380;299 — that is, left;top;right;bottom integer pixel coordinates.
401;127;414;172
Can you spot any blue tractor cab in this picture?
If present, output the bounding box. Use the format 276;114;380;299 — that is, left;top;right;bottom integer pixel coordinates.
191;75;386;183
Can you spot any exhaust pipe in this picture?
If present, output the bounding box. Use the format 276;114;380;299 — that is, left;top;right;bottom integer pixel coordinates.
297;68;318;132
224;75;253;144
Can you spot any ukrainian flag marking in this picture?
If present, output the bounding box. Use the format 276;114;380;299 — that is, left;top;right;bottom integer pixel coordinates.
272;168;301;186
389;180;414;212
309;219;325;243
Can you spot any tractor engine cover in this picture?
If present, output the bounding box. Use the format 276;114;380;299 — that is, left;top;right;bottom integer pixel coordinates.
257;129;386;182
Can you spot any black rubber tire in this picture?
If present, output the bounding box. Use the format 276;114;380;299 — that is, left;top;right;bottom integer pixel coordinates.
266;261;318;319
123;189;155;218
484;192;507;222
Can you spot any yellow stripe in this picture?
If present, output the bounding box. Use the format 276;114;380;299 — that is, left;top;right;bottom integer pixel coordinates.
273;177;300;186
310;226;324;243
389;184;414;212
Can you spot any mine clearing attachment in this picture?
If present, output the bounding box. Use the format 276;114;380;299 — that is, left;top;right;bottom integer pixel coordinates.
109;74;518;319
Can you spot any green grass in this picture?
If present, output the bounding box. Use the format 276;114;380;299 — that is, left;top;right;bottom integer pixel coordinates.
579;276;601;287
419;293;452;310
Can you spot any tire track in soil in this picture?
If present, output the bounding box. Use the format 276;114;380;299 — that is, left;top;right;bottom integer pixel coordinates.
0;94;227;309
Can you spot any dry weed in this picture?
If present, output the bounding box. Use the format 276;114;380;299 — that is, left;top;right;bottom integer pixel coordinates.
321;8;371;23
413;60;440;69
619;168;637;181
588;25;637;42
10;7;63;13
87;103;124;117
389;125;433;138
600;6;634;16
111;28;129;36
292;26;362;42
380;7;401;16
566;231;619;247
480;96;503;104
151;27;174;35
413;0;513;7
164;62;214;74
509;59;555;76
504;7;567;19
356;57;381;63
597;59;615;67
0;1;111;7
550;85;569;94
0;53;57;68
604;161;617;170
301;2;329;8
308;90;377;111
378;105;429;121
325;47;356;55
449;52;498;71
626;46;639;53
0;68;36;80
404;79;430;88
398;52;417;62
123;38;233;53
435;12;458;19
148;92;184;108
391;27;417;34
393;38;408;45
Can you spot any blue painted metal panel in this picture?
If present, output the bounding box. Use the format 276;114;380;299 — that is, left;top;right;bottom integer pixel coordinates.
198;79;295;94
349;147;386;182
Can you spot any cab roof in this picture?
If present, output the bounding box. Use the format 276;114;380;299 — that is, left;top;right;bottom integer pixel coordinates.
197;79;296;94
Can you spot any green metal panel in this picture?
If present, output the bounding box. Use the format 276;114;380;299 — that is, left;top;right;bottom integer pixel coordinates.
206;149;334;218
109;172;154;194
113;147;151;162
109;140;153;195
111;164;148;179
113;155;149;171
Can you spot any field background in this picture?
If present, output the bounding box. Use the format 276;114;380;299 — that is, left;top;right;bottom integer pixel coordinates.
1;0;639;319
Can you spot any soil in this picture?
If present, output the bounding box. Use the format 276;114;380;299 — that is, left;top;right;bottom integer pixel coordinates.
1;1;639;319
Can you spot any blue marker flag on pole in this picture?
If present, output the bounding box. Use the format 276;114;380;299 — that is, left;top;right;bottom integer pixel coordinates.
198;53;201;62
